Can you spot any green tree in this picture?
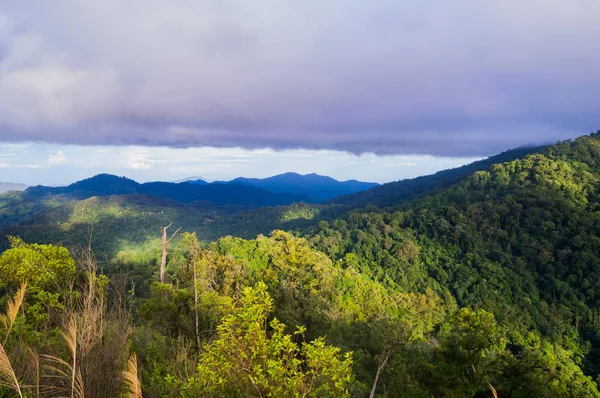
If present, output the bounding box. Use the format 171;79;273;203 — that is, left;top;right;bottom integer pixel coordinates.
435;308;507;396
183;282;353;397
0;237;76;291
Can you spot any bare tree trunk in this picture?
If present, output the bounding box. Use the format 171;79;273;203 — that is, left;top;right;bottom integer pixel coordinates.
369;348;392;398
160;235;167;283
193;257;200;353
160;224;181;283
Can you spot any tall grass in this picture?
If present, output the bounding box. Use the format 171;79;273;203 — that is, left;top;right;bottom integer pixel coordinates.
122;352;142;398
0;343;23;397
0;284;26;397
1;283;26;344
0;247;136;397
42;317;84;398
29;348;40;398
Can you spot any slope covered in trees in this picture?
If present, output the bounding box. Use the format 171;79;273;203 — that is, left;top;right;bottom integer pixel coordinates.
0;193;339;259
0;145;553;259
329;145;543;208
2;230;595;397
1;133;600;396
189;172;379;202
25;174;310;207
306;132;600;393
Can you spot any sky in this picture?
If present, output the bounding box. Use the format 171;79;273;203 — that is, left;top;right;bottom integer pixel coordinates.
0;143;480;186
0;1;598;185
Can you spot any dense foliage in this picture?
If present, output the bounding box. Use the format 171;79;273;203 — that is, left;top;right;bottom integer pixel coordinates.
329;146;543;208
1;132;600;396
306;132;600;394
0;194;339;259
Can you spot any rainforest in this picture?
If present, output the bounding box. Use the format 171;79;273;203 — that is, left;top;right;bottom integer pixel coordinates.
0;133;598;397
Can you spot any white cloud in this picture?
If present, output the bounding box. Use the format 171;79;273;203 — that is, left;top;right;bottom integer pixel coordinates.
125;149;165;170
47;150;68;165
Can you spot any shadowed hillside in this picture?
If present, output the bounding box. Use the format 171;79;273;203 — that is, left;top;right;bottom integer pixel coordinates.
329;145;544;208
188;172;379;202
26;174;311;207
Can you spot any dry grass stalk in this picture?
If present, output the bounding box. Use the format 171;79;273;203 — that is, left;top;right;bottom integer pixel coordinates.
64;317;82;398
77;249;105;357
0;343;23;397
489;383;498;398
122;352;142;398
0;283;27;397
43;317;85;398
2;283;27;345
28;348;40;398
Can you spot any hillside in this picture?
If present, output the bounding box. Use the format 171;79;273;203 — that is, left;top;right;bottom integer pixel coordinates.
0;189;346;262
328;145;543;208
303;132;600;394
25;174;310;207
0;141;583;273
2;134;600;396
0;194;215;252
187;172;379;202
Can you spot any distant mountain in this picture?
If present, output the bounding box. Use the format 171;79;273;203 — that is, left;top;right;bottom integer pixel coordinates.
328;146;544;208
173;176;208;184
187;172;379;202
25;174;310;207
0;182;28;194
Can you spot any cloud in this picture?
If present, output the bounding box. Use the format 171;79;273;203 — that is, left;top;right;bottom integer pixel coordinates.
47;150;67;165
125;149;165;170
0;1;599;155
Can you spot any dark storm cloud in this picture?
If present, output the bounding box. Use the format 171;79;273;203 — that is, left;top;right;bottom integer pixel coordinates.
0;0;598;156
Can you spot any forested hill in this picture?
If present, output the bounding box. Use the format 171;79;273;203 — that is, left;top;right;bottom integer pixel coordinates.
328;145;543;208
25;174;310;207
187;172;379;202
3;133;600;397
303;132;600;394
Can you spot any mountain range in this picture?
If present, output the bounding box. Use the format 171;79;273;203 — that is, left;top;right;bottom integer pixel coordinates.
24;174;310;207
23;172;378;207
185;172;379;202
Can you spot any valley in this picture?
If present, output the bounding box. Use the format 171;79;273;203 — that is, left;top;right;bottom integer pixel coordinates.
1;133;600;396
